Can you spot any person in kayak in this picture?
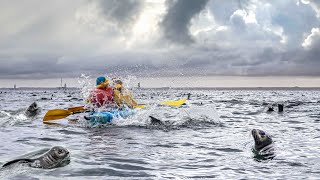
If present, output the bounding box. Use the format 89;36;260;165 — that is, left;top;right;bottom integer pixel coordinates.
87;77;138;109
112;79;138;108
87;76;116;108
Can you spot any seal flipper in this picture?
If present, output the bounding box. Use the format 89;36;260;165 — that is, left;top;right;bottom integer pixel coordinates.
2;159;33;167
149;116;163;125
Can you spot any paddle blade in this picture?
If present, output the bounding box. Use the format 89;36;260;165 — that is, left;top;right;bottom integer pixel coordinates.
43;109;72;121
159;98;187;107
67;106;86;113
134;104;146;109
43;121;64;126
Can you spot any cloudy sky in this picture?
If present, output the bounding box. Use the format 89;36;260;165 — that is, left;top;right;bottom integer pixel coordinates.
0;0;320;87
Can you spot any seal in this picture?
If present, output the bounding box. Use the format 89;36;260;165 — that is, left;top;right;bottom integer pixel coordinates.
251;129;275;161
266;106;274;112
2;146;70;169
149;116;164;126
148;116;176;131
24;102;40;117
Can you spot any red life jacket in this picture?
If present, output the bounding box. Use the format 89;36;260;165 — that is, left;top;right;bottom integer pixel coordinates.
90;87;115;107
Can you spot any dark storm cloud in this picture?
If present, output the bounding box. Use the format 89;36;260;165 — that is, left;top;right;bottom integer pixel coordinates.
0;54;78;79
0;0;320;79
160;0;209;44
97;0;143;27
303;42;320;66
0;51;165;79
154;39;320;77
247;46;320;76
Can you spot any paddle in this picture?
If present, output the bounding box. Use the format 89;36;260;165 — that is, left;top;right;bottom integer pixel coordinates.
43;109;87;121
43;105;90;121
43;98;187;121
159;98;187;107
133;98;186;109
67;106;86;112
133;104;147;109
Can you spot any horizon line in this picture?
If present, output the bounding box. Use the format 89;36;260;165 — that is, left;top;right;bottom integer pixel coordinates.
1;86;320;90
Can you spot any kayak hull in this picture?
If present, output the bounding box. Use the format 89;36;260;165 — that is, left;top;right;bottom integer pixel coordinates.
86;109;134;125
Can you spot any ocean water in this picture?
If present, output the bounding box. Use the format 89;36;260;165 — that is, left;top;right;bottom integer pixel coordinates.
0;88;319;179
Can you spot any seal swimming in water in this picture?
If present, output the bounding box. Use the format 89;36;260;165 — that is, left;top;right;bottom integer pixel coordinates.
149;116;164;126
266;106;274;112
24;102;40;117
251;129;275;161
2;146;70;169
148;116;175;131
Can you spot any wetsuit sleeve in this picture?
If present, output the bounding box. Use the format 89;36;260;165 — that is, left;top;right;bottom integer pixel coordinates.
122;93;138;107
114;90;137;108
113;89;122;105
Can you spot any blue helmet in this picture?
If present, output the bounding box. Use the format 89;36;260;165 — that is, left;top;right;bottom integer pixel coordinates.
96;76;106;85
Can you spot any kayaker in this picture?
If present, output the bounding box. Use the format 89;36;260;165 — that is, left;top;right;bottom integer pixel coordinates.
87;76;116;108
112;79;138;108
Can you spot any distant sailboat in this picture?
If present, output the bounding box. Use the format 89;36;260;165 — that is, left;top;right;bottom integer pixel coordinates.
59;77;67;90
58;78;69;90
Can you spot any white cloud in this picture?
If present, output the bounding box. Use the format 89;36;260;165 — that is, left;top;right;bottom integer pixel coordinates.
300;0;320;17
302;28;320;48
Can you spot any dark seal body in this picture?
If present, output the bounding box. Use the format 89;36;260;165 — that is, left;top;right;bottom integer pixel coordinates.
2;146;70;169
251;129;275;161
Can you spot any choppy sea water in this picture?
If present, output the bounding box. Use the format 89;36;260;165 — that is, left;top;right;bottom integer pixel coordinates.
0;88;320;179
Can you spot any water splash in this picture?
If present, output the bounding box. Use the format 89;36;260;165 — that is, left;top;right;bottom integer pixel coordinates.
0;111;29;127
0;163;30;180
78;73;93;101
185;104;220;123
110;103;221;130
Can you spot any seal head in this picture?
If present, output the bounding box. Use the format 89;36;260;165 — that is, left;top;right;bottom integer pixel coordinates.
2;146;70;169
31;146;70;169
24;102;40;117
251;129;275;161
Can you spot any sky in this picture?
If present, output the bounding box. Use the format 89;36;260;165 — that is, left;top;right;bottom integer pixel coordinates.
0;0;320;87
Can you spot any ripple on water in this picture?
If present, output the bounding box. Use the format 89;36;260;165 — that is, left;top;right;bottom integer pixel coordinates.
282;120;304;124
277;160;308;167
215;148;243;153
65;168;155;178
109;163;154;171
37;137;61;141
104;157;150;165
180;142;194;147
57;129;87;135
207;151;223;157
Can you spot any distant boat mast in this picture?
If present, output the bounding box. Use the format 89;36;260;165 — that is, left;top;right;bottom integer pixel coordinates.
60;78;67;90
